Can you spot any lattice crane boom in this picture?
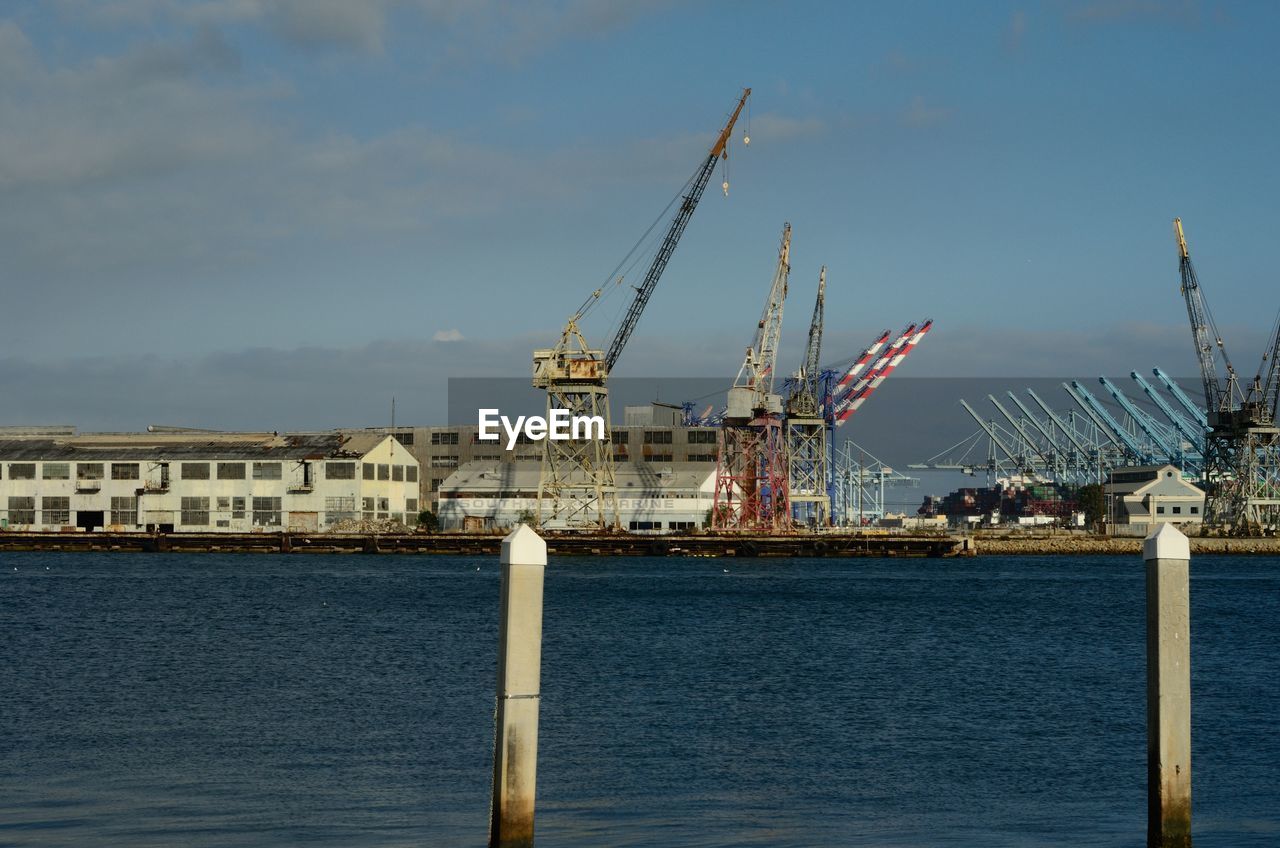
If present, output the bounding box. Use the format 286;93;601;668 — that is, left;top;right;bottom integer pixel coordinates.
1259;309;1280;420
1175;217;1235;415
604;88;751;371
732;223;791;408
802;266;825;395
787;266;825;416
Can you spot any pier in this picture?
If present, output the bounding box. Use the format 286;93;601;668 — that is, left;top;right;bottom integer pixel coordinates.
0;530;972;557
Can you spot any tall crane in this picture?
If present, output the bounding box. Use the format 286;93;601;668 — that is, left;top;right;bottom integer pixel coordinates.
1172;218;1280;532
713;223;792;531
786;267;829;525
532;89;750;529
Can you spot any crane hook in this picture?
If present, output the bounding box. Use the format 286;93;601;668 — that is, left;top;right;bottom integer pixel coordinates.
722;180;730;196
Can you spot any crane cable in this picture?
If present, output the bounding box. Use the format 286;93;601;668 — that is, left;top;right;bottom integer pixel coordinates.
569;167;700;326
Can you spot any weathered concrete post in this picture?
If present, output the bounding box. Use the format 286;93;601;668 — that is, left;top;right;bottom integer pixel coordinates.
489;524;547;848
1145;522;1192;848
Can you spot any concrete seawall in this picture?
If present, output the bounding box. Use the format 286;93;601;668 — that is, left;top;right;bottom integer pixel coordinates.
0;530;971;558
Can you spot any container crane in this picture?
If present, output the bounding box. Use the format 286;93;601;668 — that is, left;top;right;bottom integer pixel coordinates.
713;223;791;531
1098;376;1194;471
1153;367;1208;429
1130;371;1204;449
532;88;750;529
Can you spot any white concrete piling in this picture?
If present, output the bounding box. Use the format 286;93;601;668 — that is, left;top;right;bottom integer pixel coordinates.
489;524;547;848
1144;522;1192;848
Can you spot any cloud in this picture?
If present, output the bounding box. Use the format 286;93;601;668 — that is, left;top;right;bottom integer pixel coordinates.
1004;9;1029;53
902;95;955;128
0;335;546;432
875;49;926;76
56;0;671;61
745;113;826;143
433;329;464;342
1060;0;1202;26
0;18;713;294
264;0;389;54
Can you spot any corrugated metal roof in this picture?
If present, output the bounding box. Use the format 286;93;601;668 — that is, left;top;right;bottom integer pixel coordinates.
0;432;369;462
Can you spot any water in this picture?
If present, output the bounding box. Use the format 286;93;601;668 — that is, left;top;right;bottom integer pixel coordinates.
2;553;1277;847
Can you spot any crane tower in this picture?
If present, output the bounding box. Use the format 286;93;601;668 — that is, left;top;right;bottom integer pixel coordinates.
785;266;829;526
1173;218;1280;533
532;89;751;529
712;223;792;531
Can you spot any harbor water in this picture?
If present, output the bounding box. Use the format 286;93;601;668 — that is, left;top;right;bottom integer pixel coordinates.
3;552;1278;846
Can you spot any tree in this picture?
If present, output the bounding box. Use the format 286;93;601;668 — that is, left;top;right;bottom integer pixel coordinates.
418;510;439;533
1076;483;1105;530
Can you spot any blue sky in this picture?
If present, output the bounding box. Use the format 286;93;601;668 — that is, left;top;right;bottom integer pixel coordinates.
1;0;1277;433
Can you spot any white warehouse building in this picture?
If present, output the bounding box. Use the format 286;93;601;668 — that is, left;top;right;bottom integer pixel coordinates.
438;460;715;532
0;431;419;533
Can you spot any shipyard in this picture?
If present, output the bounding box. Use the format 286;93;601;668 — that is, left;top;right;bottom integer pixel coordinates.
6;4;1280;847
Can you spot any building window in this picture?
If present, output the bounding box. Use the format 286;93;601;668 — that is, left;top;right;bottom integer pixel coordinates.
406;498;418;513
42;496;71;525
363;464;375;480
392;465;404;481
251;497;282;526
362;496;375;521
181;497;210;526
217;462;246;480
8;496;35;524
689;453;717;462
232;497;245;520
110;496;137;526
217;497;231;511
111;463;140;480
687;430;717;444
430;478;442;492
431;432;459;445
377;464;390;481
43;463;70;480
252;462;282;480
377;497;389;512
644;431;673;445
1172;506;1182;515
1191;506;1199;514
326;462;356;480
1156;506;1165;514
325;496;357;524
77;463;105;480
406;466;418;482
430;457;457;468
648;454;673;463
9;463;35;480
181;462;210;480
394;431;415;446
610;430;629;444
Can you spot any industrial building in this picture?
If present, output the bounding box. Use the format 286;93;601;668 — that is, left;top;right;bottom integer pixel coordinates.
437;460;714;532
0;430;419;533
354;404;718;515
1104;465;1205;534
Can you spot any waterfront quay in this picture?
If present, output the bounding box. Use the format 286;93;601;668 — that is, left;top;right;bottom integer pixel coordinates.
0;530;972;558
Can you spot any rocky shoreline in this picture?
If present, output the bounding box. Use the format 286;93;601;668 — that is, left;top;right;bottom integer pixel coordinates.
973;534;1280;556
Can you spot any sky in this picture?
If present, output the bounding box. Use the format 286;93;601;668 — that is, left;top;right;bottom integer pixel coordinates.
2;0;1279;449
